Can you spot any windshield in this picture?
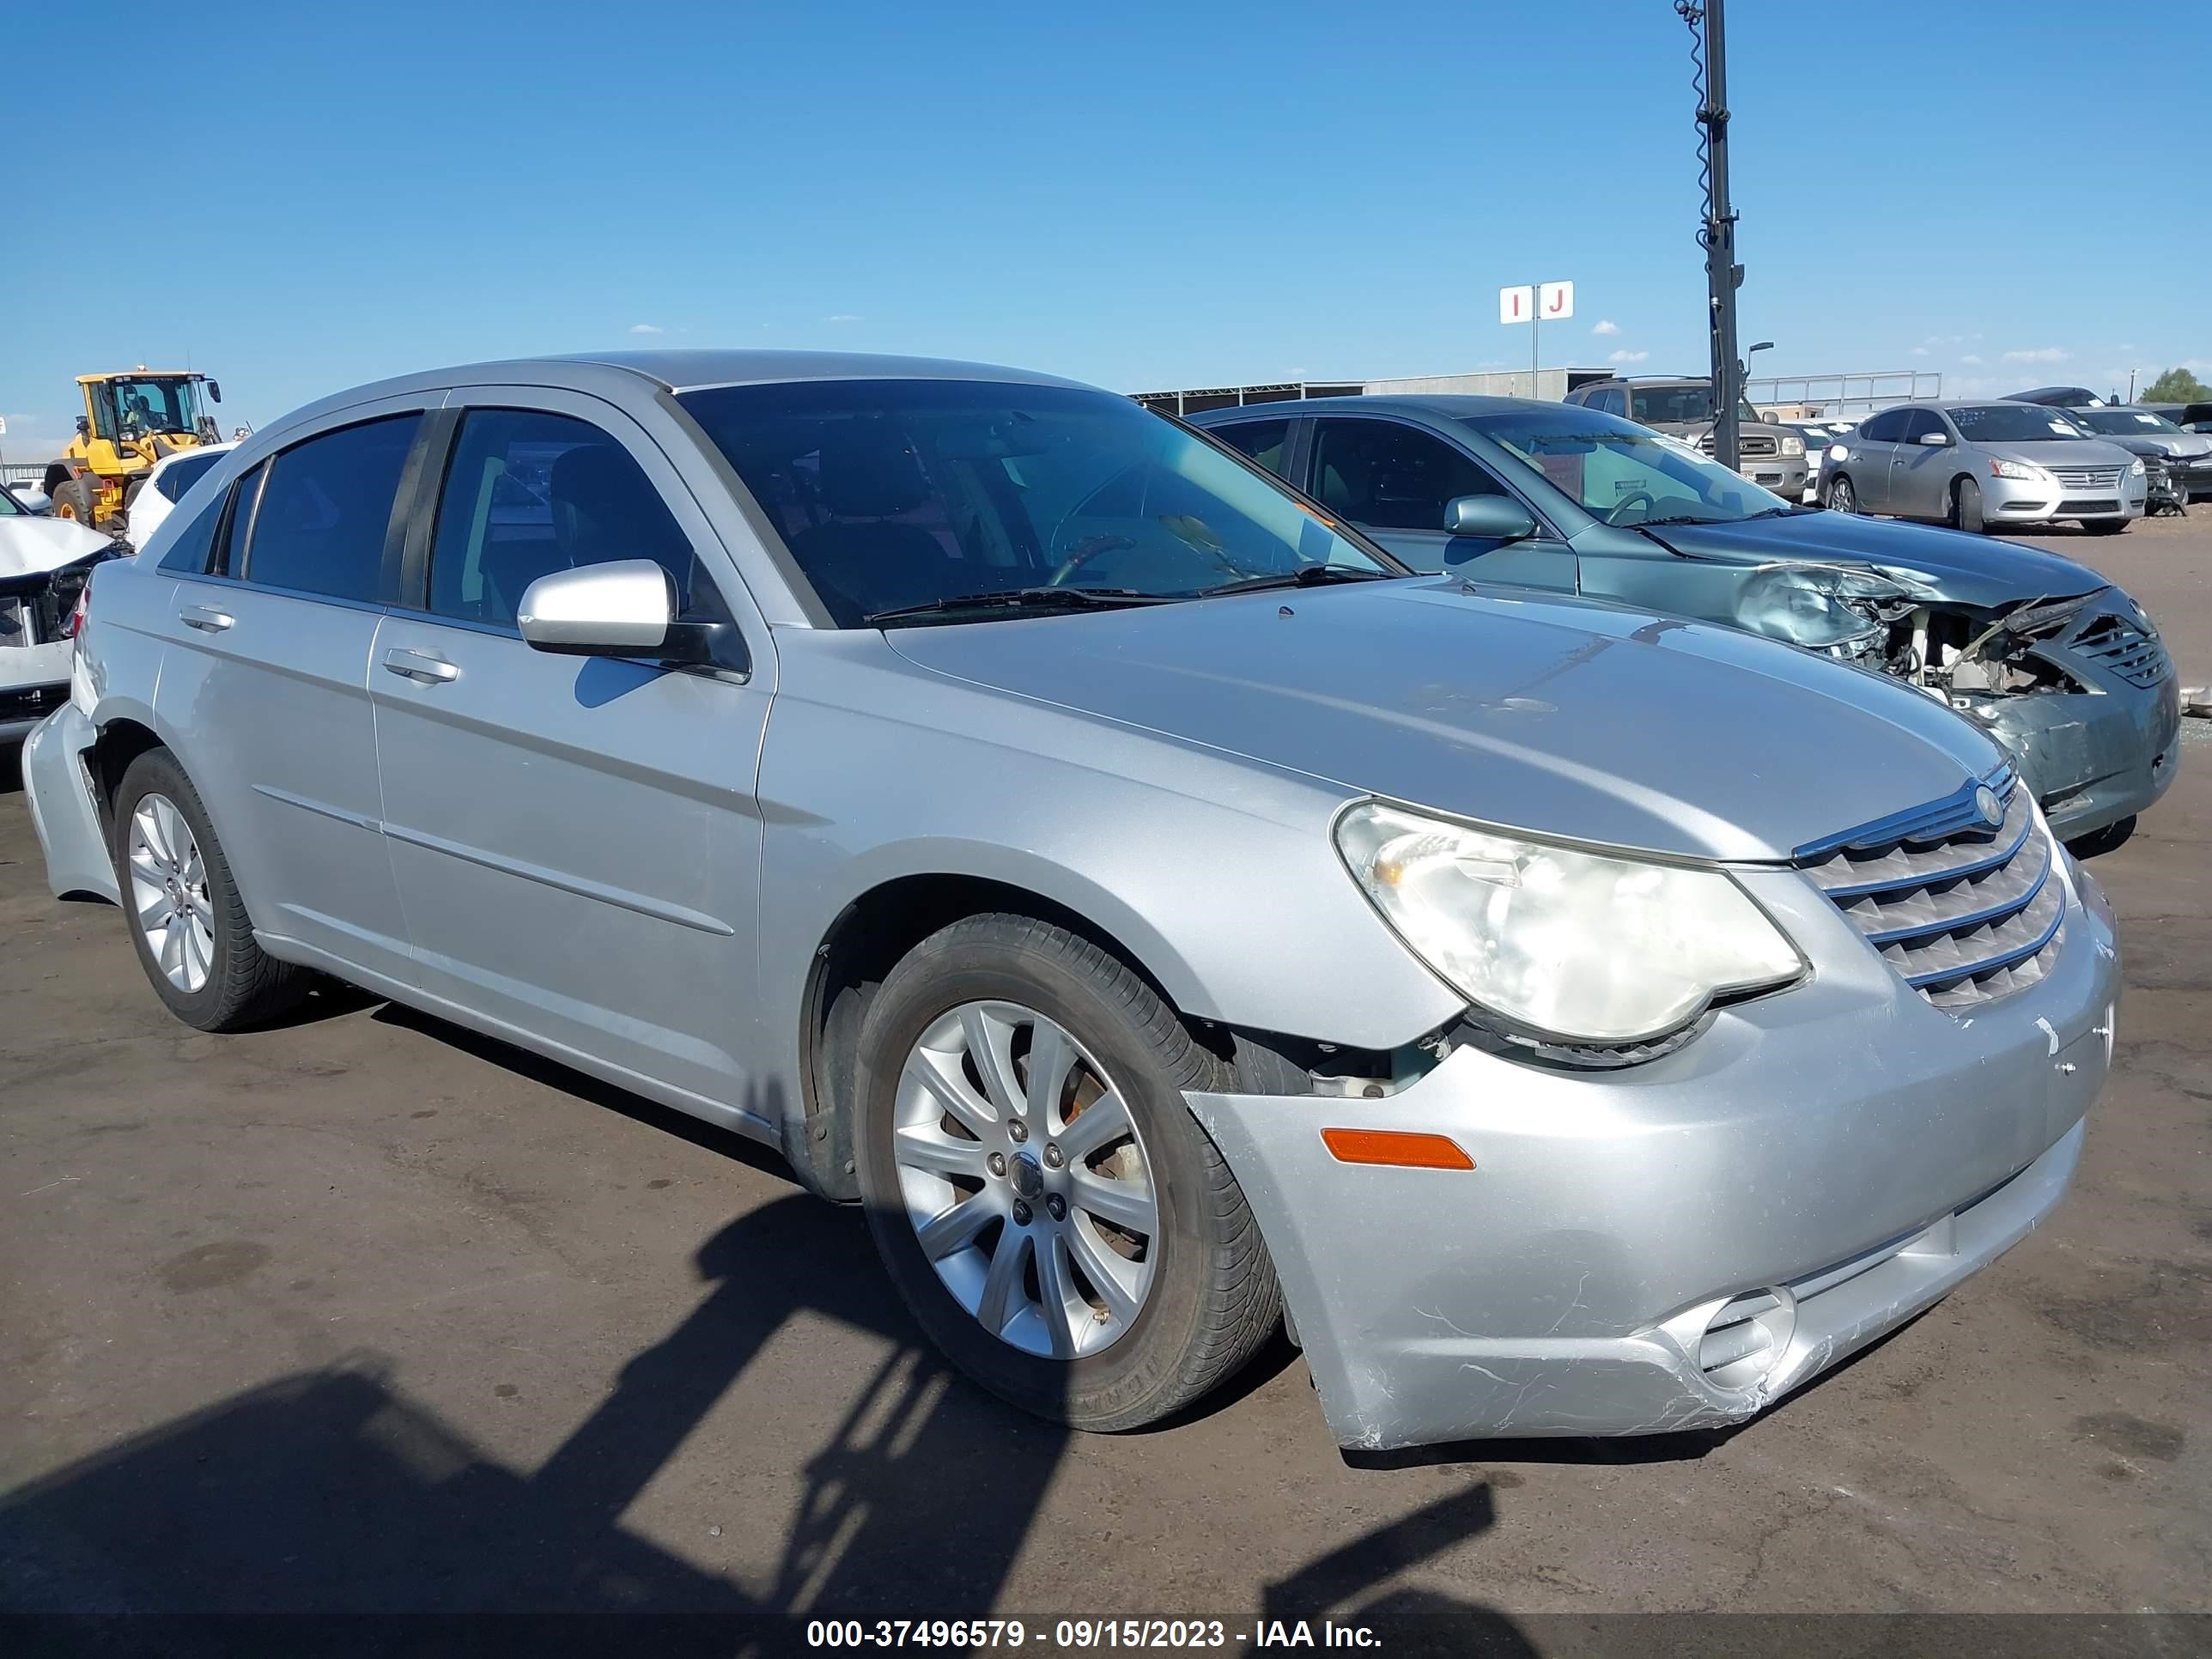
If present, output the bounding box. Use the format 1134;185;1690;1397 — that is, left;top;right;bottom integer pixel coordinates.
678;380;1394;625
1627;385;1762;427
1950;404;2089;443
2074;408;2181;435
102;377;204;439
1462;406;1790;526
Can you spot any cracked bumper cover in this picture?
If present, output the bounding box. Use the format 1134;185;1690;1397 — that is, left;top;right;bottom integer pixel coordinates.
1185;863;2119;1450
1978;675;2180;843
23;701;120;905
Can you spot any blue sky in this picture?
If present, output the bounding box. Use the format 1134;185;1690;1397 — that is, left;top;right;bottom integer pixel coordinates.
3;0;2204;459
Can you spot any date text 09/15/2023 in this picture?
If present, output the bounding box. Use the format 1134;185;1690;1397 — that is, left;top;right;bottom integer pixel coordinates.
805;1618;1383;1649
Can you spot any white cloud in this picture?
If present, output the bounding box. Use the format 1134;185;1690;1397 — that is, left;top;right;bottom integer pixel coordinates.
823;313;863;325
2117;343;2138;355
1922;332;1983;347
2002;347;2068;363
2180;359;2212;374
628;323;664;335
1607;348;1649;364
1910;346;1930;357
1960;355;1984;366
1591;319;1620;337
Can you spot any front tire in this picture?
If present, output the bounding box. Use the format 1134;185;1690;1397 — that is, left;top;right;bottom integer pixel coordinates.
1826;474;1857;514
2066;815;2136;860
852;914;1280;1431
1953;475;1985;533
112;749;308;1031
51;475;99;528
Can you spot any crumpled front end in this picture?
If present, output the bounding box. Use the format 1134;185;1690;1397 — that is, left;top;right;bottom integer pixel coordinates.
1185;849;2120;1451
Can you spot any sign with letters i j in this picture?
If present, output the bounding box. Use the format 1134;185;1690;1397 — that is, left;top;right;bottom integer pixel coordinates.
1498;283;1573;324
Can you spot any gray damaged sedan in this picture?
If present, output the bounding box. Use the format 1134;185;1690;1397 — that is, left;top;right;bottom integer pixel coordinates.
1193;397;2179;856
24;352;2119;1450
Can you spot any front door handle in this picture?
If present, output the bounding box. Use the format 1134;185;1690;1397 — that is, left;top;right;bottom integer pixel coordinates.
179;605;234;632
382;647;459;684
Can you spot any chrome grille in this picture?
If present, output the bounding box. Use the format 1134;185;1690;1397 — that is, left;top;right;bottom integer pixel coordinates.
2069;612;2172;688
1796;770;2065;1012
2048;465;2122;489
1694;434;1780;459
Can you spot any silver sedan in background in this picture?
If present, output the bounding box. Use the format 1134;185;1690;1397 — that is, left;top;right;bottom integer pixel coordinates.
1822;401;2146;533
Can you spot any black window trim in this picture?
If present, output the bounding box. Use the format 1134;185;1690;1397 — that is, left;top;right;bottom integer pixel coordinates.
389;397;754;680
1304;410;1568;543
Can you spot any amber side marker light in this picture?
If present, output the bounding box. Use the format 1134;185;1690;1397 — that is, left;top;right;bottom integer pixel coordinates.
1320;1128;1475;1170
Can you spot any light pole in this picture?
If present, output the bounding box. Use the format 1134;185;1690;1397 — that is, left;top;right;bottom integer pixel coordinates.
1680;0;1743;470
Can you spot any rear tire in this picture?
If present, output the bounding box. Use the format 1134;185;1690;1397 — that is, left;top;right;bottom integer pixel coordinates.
1953;476;1985;533
852;913;1280;1432
112;749;308;1031
1826;475;1857;514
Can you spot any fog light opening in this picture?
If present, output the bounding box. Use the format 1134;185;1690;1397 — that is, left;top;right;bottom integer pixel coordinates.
1698;1288;1797;1390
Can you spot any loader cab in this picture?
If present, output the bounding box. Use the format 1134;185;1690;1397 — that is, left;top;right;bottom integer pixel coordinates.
86;374;215;442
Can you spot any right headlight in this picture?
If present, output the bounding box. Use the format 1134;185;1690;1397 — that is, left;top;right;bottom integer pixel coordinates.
1334;802;1806;1046
1990;459;2048;482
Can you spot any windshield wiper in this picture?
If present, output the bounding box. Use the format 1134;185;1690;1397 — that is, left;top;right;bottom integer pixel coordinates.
865;586;1169;625
1190;565;1394;599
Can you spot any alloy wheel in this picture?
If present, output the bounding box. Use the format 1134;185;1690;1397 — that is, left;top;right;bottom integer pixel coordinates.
893;1000;1159;1359
127;793;215;994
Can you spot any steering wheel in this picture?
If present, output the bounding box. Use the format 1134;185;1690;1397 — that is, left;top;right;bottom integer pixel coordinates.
1604;489;1660;527
1048;533;1136;587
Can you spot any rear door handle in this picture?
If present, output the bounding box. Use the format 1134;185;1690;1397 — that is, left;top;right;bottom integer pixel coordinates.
179;605;234;633
382;647;459;684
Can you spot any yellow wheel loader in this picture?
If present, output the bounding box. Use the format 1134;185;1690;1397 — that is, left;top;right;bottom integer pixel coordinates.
42;368;225;532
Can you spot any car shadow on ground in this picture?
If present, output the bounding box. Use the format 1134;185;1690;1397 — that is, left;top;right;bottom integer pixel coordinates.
0;1012;1542;1655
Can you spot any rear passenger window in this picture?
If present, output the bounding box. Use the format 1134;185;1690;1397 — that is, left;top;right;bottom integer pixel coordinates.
156;489;225;575
426;409;708;630
1212;420;1291;477
243;416;421;602
155;451;222;504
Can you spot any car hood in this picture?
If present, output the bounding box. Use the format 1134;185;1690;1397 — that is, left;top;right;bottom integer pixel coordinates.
0;517;110;580
2101;431;2212;459
1978;437;2138;471
1635;511;2106;610
882;580;2001;863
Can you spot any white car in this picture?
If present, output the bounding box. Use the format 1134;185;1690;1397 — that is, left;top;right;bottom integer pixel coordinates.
2;488;114;740
125;441;237;548
1779;421;1856;503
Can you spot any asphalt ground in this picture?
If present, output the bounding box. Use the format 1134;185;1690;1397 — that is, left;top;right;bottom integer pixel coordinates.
2;512;2207;1653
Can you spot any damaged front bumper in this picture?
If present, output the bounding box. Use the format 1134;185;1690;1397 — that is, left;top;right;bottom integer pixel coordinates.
1972;679;2181;842
1186;861;2119;1450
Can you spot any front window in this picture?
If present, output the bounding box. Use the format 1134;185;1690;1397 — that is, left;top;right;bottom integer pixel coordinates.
99;377;204;440
1463;406;1790;527
678;380;1392;626
1948;404;2090;443
2074;408;2182;435
1626;385;1762;427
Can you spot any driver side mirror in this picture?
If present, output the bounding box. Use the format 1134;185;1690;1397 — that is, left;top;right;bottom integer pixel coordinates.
76;416;91;437
1917;430;1952;447
206;381;222;404
518;559;749;675
1444;495;1538;541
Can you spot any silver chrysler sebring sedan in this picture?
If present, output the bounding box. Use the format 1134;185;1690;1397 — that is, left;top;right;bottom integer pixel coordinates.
23;351;2118;1451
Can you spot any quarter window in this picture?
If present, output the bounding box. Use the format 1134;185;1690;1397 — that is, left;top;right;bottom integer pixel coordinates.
1212;420;1291;477
1311;419;1510;532
243;416;422;602
426;409;709;630
156;489;226;575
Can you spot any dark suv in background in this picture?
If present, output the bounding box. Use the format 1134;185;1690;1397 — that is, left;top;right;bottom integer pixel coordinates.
1565;375;1808;499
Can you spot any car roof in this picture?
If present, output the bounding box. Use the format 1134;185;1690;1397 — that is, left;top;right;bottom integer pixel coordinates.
1184;393;1565;422
257;350;1103;448
149;441;238;470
